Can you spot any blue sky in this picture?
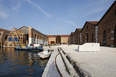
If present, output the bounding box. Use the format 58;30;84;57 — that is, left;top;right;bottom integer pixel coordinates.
0;0;114;35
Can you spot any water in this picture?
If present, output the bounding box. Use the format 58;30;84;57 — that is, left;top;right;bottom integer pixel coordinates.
0;48;49;77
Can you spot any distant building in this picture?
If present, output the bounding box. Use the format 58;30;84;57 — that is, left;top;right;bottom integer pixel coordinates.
73;28;82;44
20;26;48;45
69;1;116;47
0;28;10;46
2;26;48;47
81;21;98;44
47;35;70;44
69;32;74;44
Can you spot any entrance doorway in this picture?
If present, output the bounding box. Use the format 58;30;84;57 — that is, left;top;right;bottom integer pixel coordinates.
56;36;61;44
114;27;116;47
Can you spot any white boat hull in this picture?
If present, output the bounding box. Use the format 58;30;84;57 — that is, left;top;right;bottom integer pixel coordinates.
38;51;52;59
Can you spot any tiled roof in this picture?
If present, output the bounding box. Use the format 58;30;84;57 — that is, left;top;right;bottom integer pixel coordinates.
47;35;70;37
87;21;98;25
0;28;10;32
97;1;116;25
76;28;82;32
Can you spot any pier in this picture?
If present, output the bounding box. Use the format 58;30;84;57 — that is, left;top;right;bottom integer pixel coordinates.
42;45;116;77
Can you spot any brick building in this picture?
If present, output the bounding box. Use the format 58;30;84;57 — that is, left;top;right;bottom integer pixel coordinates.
81;21;98;44
20;26;48;45
73;28;82;44
69;1;116;47
0;28;10;46
98;1;116;47
47;35;70;44
69;32;74;44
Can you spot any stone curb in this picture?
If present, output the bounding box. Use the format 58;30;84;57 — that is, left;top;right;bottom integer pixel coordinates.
61;48;92;77
58;47;79;77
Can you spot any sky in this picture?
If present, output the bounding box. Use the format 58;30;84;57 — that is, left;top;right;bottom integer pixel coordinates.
0;0;115;35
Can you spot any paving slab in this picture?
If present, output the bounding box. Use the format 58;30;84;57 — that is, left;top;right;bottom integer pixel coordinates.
61;45;116;77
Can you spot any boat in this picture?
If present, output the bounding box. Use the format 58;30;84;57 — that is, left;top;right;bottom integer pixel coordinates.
38;50;52;59
14;44;43;51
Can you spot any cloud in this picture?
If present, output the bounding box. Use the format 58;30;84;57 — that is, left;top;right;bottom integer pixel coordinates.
0;4;8;18
27;0;50;17
65;20;77;26
57;19;77;26
82;7;106;18
80;0;110;18
12;2;21;12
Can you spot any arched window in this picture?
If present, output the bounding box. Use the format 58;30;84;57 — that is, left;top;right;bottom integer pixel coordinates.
5;35;8;40
83;36;84;43
37;35;39;43
92;34;94;42
34;34;36;44
87;33;89;42
77;37;78;43
86;25;88;29
103;30;106;41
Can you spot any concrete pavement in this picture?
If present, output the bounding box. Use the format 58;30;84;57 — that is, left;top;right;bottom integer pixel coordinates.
42;45;116;77
61;45;116;77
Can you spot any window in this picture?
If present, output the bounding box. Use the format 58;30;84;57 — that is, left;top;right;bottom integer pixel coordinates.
77;37;78;43
83;36;84;43
92;34;94;42
5;36;8;40
103;30;106;41
115;10;116;16
86;25;88;29
34;34;36;44
87;33;89;42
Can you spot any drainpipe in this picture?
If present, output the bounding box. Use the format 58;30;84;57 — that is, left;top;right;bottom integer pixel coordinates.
95;26;98;43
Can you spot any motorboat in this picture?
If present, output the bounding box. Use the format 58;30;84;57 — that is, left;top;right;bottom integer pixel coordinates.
38;50;52;59
14;44;43;51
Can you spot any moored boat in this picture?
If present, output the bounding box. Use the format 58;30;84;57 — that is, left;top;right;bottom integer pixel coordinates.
14;44;43;51
38;50;52;59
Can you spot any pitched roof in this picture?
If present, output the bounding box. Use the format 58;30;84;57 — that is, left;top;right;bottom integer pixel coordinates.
97;1;116;25
81;21;98;32
76;28;82;32
70;32;74;36
47;35;70;37
60;35;70;37
0;28;10;32
87;21;98;25
19;26;28;29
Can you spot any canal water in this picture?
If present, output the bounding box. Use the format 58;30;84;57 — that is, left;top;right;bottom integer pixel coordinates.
0;48;49;77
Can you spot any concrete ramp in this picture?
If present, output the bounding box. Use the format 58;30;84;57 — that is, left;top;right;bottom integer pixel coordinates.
78;43;100;52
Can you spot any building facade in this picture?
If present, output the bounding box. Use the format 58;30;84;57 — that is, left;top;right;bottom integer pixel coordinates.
69;1;116;47
81;21;98;44
20;26;48;45
0;28;10;46
70;32;74;44
47;35;70;44
98;1;116;47
73;28;82;44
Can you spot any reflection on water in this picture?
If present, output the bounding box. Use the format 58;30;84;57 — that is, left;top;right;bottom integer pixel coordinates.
0;48;49;77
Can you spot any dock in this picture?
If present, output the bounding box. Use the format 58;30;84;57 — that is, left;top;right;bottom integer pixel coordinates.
42;45;116;77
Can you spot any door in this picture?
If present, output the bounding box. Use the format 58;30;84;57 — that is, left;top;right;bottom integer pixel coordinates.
114;27;116;47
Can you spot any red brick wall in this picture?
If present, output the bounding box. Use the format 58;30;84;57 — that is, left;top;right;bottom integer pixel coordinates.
81;22;96;44
98;2;116;46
